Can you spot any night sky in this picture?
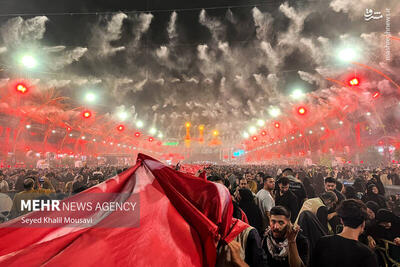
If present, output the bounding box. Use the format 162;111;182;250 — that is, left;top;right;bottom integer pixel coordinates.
0;0;398;143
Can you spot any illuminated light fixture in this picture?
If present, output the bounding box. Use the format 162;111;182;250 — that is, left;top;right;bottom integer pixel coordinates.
366;112;371;116
284;139;287;142
252;136;258;141
297;106;307;115
16;83;28;94
134;132;141;137
117;144;121;147
274;122;280;128
69;134;73;137
117;125;125;132
290;89;305;100
185;122;191;128
339;120;343;125
198;125;204;130
338;47;358;62
81;136;86;140
348;77;360;86
136;120;144;128
242;132;250;139
268;107;281;118
320;127;325;131
149;137;154;142
21;55;37;69
118;111;128;121
26;124;31;129
157;132;163;138
248;126;256;134
299;133;302;137
372;91;380;98
261;130;267;136
82;110;92;119
257;119;265;127
110;142;113;145
213;130;219;136
291;136;295;140
85;92;96;102
149;128;157;135
309;130;313;134
51;130;56;134
93;139;96;142
67;127;71;131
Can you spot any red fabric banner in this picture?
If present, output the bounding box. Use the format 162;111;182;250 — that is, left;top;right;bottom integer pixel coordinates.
0;154;247;266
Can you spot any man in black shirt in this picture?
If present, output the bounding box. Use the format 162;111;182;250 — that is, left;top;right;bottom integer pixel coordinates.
262;206;309;267
276;177;299;223
281;168;307;206
324;177;345;203
312;199;378;267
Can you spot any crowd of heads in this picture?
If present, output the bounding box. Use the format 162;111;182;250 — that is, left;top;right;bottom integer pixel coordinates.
0;166;128;221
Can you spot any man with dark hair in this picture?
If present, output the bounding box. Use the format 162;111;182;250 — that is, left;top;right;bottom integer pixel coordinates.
239;177;249;189
276;177;299;223
256;175;275;225
323;177;345;203
295;191;338;233
262;206;309;267
312;199;378;267
281;169;307;206
255;172;265;191
9;177;54;218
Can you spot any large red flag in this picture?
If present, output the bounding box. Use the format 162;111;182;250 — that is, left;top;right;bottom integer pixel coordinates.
0;154;247;266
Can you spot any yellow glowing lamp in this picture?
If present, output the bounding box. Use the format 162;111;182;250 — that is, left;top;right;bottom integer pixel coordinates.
199;125;204;131
185;122;191;128
213;130;219;136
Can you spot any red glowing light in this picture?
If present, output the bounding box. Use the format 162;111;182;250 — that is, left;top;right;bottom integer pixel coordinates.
117;125;125;132
149;137;154;142
261;130;267;136
134;132;141;137
372;91;380;98
297;106;307;115
82;110;92;119
360;160;364;164
274;122;280;128
16;83;28;94
66;127;72;131
252;136;258;141
348;77;360;86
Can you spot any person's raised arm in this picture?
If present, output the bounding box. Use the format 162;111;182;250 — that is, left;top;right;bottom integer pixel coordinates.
286;224;306;267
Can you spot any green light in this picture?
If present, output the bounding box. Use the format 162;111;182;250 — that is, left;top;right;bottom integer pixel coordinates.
163;141;179;146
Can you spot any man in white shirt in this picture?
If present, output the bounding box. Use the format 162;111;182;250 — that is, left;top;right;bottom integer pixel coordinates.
256;175;275;226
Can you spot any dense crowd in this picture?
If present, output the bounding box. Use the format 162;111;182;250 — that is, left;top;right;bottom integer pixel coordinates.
0;163;399;266
0;166;128;220
204;165;400;267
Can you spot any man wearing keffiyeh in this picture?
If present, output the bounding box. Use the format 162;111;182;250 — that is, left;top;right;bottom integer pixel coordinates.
262;206;310;267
